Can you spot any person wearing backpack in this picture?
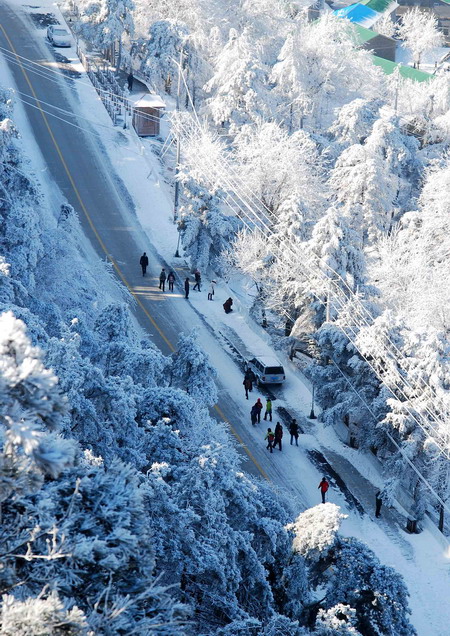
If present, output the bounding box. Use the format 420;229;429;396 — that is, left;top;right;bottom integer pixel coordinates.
167;271;175;292
250;405;258;426
265;428;275;453
159;268;167;291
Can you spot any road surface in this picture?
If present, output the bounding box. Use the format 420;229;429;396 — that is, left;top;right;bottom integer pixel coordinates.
0;1;312;499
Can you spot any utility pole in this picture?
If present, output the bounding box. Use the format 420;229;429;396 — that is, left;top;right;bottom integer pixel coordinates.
325;278;331;322
309;384;317;420
174;45;184;256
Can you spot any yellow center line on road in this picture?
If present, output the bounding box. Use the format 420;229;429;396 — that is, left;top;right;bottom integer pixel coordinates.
0;24;269;481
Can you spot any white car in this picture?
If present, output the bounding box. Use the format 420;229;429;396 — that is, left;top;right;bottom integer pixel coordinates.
47;26;71;47
245;355;286;385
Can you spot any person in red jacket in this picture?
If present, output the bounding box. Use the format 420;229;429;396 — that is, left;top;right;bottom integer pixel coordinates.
253;398;263;423
318;477;329;504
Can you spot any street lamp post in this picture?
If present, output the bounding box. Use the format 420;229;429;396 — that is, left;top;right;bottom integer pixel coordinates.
309;384;317;420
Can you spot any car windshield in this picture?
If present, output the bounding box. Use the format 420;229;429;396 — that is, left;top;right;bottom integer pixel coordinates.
265;366;284;375
54;29;68;35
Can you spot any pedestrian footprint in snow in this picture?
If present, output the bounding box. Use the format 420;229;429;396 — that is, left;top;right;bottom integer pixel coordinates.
318;477;329;504
274;421;283;451
250;405;258;426
167;271;175;292
184;277;190;299
265;428;274;453
139;252;149;276
208;280;216;300
193;269;201;291
159;268;166;291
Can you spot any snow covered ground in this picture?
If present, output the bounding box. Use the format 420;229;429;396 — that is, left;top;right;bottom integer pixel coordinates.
1;0;450;632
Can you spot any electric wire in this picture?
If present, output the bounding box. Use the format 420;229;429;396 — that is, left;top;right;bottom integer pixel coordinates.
3;37;448;499
0;45;163;125
172;114;450;457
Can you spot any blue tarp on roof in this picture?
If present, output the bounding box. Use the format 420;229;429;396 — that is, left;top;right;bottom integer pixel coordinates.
334;3;379;24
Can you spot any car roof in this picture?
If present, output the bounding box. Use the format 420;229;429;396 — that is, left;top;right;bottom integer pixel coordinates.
250;355;283;366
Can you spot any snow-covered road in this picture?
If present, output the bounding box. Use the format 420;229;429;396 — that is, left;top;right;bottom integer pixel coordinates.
1;1;449;632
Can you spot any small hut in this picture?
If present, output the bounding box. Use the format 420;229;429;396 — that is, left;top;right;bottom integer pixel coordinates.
132;94;165;137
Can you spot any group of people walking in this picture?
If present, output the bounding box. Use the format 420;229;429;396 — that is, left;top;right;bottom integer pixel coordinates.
139;258;218;301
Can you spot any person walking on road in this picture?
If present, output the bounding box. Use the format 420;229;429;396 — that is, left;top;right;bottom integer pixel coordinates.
127;71;134;91
250;405;258;426
375;491;383;518
289;419;299;446
168;271;175;292
208;280;216;300
263;398;272;422
193;269;201;291
140;252;149;276
159;268;167;291
243;377;252;399
318;477;329;504
265;428;274;453
253;398;263;423
245;368;256;389
274;422;283;451
184;278;190;299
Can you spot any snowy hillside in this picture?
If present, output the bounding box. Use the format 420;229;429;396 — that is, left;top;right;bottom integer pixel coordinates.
0;0;449;633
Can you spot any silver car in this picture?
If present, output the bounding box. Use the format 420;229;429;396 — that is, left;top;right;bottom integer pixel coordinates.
245;355;286;385
47;25;71;47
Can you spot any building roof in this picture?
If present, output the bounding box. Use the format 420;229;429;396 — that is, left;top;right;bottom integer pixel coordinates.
352;23;379;43
132;93;165;109
362;0;397;12
372;55;433;81
334;3;379;25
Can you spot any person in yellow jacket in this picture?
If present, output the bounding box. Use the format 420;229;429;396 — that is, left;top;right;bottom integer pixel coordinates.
263;398;272;422
265;428;274;453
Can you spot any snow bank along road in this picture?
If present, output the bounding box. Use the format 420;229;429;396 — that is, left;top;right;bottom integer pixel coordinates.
0;0;310;494
2;5;450;634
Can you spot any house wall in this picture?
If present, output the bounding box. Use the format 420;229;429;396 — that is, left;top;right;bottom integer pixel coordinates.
132;107;160;136
364;33;397;60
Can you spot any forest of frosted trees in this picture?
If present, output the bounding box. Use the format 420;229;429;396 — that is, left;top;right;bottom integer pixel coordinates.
70;0;450;528
0;52;417;636
1;0;449;631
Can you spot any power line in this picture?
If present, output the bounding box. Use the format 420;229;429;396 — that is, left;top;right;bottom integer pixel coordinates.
0;45;163;125
172;113;450;458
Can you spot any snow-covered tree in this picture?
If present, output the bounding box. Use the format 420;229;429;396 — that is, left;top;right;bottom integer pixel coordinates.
79;0;135;70
178;176;241;273
204;28;273;130
397;8;444;69
330;112;420;243
0;312;74;503
170;329;218;405
271;15;380;130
